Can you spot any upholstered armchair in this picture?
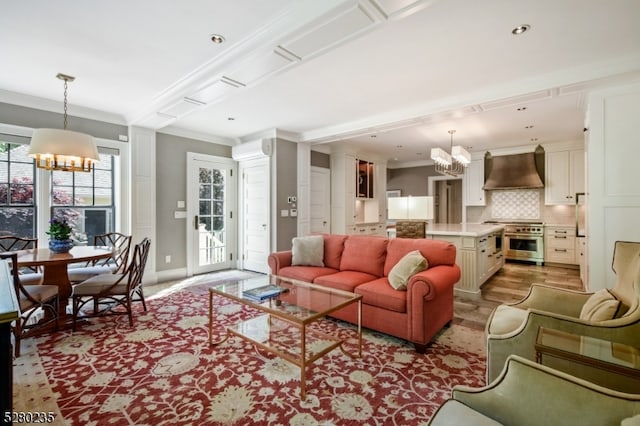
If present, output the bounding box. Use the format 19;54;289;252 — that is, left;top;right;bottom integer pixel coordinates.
485;241;640;388
428;355;640;426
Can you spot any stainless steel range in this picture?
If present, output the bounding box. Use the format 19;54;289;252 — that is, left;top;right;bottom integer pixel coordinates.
485;221;545;265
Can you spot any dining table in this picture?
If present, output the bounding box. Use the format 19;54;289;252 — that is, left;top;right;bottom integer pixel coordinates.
14;245;115;328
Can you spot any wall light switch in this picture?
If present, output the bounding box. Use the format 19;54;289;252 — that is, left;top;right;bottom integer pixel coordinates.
290;209;297;217
281;209;289;217
174;211;187;219
177;200;185;208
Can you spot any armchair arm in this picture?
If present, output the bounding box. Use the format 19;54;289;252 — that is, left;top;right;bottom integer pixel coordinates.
451;355;640;426
511;284;592;317
486;306;640;382
267;251;292;275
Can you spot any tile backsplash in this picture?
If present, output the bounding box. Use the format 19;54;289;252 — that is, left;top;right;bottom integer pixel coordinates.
466;189;576;225
491;190;540;219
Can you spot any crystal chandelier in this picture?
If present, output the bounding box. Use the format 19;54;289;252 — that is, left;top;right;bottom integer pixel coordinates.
430;130;470;177
28;73;99;172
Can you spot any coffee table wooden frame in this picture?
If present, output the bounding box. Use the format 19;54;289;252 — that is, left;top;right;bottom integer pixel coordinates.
208;275;362;400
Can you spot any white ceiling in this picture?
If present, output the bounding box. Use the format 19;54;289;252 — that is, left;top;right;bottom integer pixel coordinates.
2;0;640;166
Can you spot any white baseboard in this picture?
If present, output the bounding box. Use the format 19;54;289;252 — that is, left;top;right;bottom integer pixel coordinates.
155;268;188;283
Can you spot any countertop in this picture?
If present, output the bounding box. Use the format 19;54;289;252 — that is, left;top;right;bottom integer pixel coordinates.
426;223;505;237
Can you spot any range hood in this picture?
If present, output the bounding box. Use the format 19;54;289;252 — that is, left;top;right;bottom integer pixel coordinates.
483;151;544;190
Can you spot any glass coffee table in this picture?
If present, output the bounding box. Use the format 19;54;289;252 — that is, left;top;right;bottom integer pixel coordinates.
208;274;363;400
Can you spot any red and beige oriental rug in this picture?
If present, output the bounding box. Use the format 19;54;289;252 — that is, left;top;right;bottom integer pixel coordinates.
13;274;486;425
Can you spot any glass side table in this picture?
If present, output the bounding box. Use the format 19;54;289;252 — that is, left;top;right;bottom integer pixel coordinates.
535;327;640;380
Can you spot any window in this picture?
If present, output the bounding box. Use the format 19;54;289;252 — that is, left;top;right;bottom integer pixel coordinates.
0;141;36;237
51;153;115;244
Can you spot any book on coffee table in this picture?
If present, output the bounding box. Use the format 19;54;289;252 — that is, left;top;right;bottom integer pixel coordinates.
242;284;288;302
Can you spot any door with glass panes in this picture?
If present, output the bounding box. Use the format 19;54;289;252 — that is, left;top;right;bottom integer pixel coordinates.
187;153;236;275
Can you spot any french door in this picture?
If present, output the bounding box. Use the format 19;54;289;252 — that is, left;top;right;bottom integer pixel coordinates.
187;153;236;275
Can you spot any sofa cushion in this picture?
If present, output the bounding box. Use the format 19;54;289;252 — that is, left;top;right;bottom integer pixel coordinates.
384;238;456;277
487;305;529;335
579;289;621;321
429;400;503;426
355;277;407;313
388;250;428;290
314;270;378;293
292;235;324;267
277;266;338;283
323;234;348;270
339;235;388;277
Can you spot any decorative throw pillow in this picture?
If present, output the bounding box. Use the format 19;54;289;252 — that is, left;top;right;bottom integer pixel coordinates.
388;250;428;290
622;414;640;426
291;235;324;267
579;288;621;321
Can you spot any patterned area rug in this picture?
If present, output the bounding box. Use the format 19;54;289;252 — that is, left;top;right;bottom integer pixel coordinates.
17;279;486;425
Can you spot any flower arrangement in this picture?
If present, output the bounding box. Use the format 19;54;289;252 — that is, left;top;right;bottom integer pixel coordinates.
47;218;72;241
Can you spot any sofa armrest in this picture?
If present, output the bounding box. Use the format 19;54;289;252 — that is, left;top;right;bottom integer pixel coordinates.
408;264;461;301
511;284;592;316
268;251;292;275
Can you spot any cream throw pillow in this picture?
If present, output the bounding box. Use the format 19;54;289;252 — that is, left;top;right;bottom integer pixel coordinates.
291;235;324;267
579;289;621;321
388;250;428;290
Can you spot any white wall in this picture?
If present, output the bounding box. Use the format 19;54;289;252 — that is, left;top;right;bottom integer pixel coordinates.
586;81;640;291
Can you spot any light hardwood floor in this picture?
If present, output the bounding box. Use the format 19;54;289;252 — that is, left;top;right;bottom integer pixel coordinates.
453;261;583;331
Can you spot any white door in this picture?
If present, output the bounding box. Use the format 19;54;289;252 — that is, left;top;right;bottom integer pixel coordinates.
240;158;270;273
310;166;331;234
186;153;236;275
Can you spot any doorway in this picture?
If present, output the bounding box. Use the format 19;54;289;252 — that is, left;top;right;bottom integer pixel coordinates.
428;176;462;224
239;158;271;274
186;153;236;275
310;166;331;234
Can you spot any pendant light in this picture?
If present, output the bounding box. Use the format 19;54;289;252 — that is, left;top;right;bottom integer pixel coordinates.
430;130;470;177
28;73;100;172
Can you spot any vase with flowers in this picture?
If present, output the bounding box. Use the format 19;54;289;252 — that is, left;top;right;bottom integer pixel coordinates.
47;218;74;253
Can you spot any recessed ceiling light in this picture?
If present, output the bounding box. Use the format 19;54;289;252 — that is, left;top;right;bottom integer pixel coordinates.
512;24;530;35
210;34;225;44
517;107;527;111
531;138;538;142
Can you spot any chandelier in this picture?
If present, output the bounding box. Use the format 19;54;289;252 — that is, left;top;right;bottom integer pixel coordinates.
430;129;470;177
28;73;100;172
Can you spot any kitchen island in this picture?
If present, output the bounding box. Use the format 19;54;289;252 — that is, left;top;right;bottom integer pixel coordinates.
426;223;505;299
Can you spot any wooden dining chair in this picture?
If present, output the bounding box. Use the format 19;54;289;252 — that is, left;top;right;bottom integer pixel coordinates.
67;232;132;283
0;235;43;285
0;252;58;357
72;238;150;330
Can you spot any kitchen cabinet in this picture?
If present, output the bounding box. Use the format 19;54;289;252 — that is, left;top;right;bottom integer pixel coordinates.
347;222;386;236
331;153;357;233
577;237;586;284
545;149;585;205
426;224;505;299
357;159;374;198
545;225;577;265
331;152;385;234
464;159;486;206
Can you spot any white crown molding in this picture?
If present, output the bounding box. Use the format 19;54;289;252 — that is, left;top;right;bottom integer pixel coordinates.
296;54;640;145
158;125;237;146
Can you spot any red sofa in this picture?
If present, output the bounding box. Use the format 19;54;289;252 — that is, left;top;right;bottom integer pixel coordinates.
268;234;460;352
